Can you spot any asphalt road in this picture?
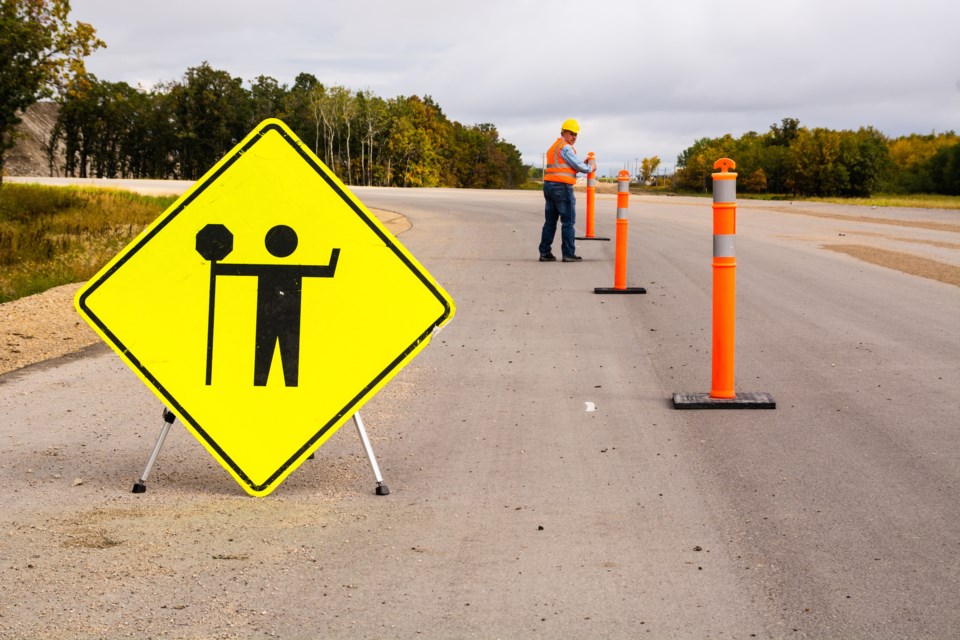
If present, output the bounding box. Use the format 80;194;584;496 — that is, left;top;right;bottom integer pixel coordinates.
2;182;959;638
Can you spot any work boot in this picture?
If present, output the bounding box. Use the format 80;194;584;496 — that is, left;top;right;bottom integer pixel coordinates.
562;255;582;262
539;253;557;262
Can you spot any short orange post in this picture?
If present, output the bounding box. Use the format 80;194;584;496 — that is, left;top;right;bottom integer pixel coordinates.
577;152;609;241
586;153;597;237
710;159;737;398
672;158;775;410
595;170;645;295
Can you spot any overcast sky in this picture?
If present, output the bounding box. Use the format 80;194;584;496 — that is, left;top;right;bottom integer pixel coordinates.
71;0;958;176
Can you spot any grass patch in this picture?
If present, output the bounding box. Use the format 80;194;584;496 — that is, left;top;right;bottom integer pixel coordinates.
0;184;175;303
515;180;545;191
804;194;960;210
637;188;960;210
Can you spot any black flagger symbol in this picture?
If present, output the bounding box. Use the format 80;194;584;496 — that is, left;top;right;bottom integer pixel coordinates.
196;223;340;387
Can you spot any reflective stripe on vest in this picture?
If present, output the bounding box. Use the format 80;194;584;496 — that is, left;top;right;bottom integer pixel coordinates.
544;138;577;185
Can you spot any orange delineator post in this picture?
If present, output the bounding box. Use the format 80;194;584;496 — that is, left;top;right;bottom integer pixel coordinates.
710;158;737;398
614;171;630;288
578;152;609;241
594;170;645;295
672;157;775;410
586;153;597;237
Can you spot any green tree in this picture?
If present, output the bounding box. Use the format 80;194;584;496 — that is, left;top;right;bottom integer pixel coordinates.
384;96;450;187
355;90;388;186
640;156;661;184
249;75;287;124
926;142;960;195
740;167;768;193
839;127;889;197
280;72;320;151
165;62;251;179
54;76;150;178
447;122;525;189
0;0;103;183
676;119;895;197
769;117;800;147
676;136;732;192
53;74;101;177
886;132;958;193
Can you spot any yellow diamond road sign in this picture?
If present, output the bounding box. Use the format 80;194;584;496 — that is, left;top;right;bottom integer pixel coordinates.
75;118;455;497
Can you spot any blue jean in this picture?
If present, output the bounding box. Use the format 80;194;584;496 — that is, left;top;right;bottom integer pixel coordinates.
539;181;576;258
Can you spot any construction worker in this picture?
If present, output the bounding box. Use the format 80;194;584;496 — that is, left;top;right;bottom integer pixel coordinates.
539;118;593;262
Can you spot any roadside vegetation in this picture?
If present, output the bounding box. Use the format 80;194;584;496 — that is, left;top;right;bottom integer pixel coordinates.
46;66;528;189
0;183;174;302
772;193;960;210
671;119;959;198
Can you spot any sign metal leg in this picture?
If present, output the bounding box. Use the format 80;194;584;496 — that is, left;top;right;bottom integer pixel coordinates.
353;411;389;495
132;408;176;493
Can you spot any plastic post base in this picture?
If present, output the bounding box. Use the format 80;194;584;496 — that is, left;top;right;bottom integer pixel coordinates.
594;287;647;294
672;392;776;410
132;482;147;493
375;483;390;496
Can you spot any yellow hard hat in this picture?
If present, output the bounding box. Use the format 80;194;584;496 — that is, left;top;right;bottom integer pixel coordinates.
561;118;580;134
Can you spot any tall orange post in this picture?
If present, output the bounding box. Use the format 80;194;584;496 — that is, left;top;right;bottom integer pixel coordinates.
595;170;645;295
710;159;737;398
577;152;609;241
672;157;775;410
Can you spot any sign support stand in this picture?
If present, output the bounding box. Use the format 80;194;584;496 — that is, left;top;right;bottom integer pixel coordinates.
130;408;390;495
353;411;390;495
132;408;176;493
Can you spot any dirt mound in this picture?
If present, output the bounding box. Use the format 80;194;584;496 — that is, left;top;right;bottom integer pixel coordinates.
4;101;63;177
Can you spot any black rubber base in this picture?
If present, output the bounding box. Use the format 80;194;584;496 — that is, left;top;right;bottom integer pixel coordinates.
132;482;146;493
375;483;390;496
576;236;610;241
672;392;776;410
594;287;647;294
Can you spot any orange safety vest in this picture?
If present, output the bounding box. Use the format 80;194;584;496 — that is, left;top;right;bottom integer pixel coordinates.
544;138;577;185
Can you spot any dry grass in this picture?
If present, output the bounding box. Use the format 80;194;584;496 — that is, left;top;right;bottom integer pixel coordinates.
0;184;175;302
807;194;960;210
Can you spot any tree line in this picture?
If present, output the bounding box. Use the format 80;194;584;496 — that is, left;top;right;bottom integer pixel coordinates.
673;118;960;196
47;62;528;188
4;2;957;196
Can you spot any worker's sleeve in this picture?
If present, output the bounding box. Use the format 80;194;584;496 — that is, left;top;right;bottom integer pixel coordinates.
559;145;592;174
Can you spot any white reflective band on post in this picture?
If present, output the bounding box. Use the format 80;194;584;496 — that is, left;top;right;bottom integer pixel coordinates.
617;179;630;219
713;179;736;203
714;234;736;257
587;175;596;187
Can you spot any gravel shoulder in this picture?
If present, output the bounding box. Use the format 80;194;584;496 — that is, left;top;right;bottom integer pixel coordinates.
0;281;99;376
